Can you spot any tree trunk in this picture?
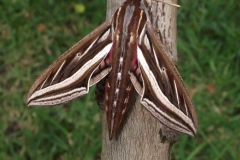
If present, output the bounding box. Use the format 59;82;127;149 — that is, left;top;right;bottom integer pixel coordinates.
102;0;179;159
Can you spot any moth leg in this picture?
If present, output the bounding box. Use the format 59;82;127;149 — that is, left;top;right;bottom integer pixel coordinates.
95;77;106;110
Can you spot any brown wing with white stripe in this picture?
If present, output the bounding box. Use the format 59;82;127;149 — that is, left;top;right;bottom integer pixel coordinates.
131;22;198;136
27;20;113;106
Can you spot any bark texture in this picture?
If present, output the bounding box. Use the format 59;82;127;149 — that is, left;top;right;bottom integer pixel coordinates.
102;0;179;159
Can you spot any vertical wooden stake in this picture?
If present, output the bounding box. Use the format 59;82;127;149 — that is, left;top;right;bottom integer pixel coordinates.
102;0;179;159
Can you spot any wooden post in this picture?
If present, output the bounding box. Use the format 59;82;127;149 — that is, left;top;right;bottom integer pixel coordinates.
102;0;179;159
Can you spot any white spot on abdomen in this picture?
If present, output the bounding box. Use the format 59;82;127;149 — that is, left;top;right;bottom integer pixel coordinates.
115;88;119;94
120;57;123;65
124;98;129;104
122;108;126;114
113;101;117;108
117;72;121;80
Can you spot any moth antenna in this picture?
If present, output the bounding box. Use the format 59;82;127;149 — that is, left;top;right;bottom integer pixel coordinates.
154;0;181;8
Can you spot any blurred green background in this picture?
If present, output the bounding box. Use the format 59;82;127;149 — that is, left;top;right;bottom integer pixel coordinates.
0;0;239;159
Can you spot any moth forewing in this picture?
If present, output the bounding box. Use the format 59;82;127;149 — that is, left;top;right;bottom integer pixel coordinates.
136;47;194;136
27;20;113;106
134;22;198;136
146;23;198;130
28;44;112;106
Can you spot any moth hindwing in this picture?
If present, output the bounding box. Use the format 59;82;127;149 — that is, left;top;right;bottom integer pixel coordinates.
27;0;198;140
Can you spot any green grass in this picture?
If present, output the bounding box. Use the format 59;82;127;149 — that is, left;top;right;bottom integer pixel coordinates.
0;0;239;159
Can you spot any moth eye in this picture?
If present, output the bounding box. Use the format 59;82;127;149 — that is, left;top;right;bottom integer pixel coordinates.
77;53;81;57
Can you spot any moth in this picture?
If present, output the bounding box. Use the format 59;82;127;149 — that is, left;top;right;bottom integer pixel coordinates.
27;0;198;140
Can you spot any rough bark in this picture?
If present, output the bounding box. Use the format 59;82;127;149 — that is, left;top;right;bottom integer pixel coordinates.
102;0;179;159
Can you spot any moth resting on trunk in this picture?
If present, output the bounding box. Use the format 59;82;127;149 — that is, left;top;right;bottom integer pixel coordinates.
27;0;198;140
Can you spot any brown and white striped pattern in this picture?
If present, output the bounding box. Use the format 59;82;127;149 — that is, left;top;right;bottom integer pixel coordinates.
27;0;198;140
